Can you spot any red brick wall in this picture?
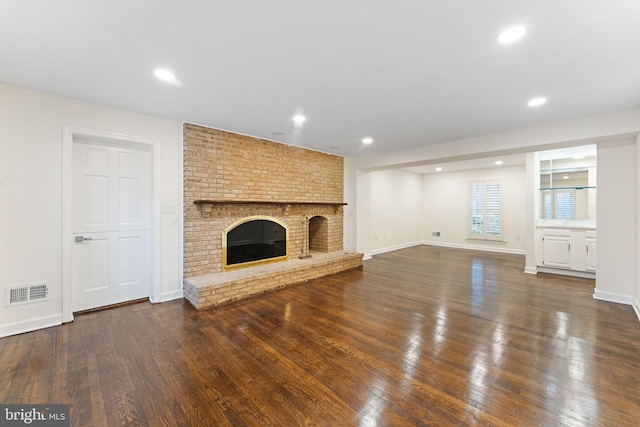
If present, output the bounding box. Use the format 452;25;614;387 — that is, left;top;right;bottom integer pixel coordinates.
184;124;345;276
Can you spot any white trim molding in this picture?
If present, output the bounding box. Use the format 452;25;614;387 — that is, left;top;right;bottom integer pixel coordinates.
0;314;62;338
537;267;595;280
633;297;640;323
421;240;526;256
524;266;538;275
370;241;422;257
160;289;184;302
593;289;634;305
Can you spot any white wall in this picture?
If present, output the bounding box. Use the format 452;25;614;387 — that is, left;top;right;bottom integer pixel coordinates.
594;141;636;304
636;133;640;320
365;169;422;255
0;84;183;337
421;165;526;254
355;166;526;257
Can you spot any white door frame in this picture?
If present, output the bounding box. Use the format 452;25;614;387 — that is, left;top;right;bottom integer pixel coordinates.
62;125;162;322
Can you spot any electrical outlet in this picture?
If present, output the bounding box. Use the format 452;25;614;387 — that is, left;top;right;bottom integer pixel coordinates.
432;231;441;237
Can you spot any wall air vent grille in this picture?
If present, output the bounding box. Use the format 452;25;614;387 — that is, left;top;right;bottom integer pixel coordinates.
9;287;28;304
5;282;50;307
29;284;48;301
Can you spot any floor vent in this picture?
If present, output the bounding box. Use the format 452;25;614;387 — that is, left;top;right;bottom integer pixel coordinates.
5;282;50;307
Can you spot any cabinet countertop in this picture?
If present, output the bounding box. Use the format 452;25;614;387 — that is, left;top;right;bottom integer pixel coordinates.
536;219;596;230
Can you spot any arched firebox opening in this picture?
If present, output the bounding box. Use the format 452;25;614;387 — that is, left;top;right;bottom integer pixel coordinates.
309;215;329;253
223;216;289;271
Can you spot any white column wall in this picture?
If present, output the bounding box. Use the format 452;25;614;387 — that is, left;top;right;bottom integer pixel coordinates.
636;133;640;320
524;153;539;274
355;171;373;259
594;142;636;304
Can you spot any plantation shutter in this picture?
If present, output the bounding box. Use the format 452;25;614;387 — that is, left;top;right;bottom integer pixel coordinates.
485;183;502;237
554;191;575;220
469;183;484;237
468;180;503;240
543;192;552;219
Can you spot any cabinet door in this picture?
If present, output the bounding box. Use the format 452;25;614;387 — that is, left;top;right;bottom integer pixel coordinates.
585;239;597;272
543;236;572;268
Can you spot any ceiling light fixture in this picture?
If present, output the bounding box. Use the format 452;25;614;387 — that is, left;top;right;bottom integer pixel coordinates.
362;137;373;144
154;68;183;87
292;115;306;124
436;167;443;172
527;97;547;107
494;160;503;165
497;26;527;44
563;176;570;180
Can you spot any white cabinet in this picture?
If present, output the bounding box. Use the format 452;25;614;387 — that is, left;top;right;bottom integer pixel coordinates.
540;227;596;273
542;235;572;268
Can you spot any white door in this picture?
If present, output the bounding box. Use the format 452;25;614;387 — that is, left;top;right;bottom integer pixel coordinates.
72;140;150;311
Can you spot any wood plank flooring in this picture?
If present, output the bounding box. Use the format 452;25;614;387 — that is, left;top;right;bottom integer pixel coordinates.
2;245;640;426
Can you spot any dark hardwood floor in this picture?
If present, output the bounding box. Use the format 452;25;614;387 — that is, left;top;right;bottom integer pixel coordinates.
2;246;640;426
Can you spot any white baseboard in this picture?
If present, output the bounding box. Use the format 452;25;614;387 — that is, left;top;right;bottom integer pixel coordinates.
363;253;373;261
370;241;422;257
524;266;538;275
537;267;595;279
0;313;62;338
421;240;526;256
593;289;634;305
160;289;184;302
633;297;640;323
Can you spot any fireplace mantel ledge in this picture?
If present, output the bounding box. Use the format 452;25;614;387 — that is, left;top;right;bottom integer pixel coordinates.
193;199;347;217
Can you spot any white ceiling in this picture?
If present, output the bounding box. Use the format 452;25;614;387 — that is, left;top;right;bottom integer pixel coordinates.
1;1;639;157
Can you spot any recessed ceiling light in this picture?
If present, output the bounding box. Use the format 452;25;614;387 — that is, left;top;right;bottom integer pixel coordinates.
573;155;585;160
527;97;547;107
494;160;503;165
272;132;285;136
436;167;443;172
563;176;570;180
362;137;373;144
154;68;183;87
330;146;340;150
292;115;306;124
497;26;527;44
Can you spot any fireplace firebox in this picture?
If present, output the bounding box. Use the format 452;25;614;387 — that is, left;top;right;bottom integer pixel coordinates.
222;216;289;270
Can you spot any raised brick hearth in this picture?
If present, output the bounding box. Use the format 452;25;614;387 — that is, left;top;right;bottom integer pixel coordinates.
184;251;363;309
183;124;363;309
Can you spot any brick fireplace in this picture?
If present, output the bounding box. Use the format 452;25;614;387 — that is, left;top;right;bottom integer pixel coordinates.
182;124;363;309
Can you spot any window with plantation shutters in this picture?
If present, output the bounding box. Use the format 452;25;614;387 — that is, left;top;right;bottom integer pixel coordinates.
541;190;575;220
554;190;575;220
468;180;503;241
